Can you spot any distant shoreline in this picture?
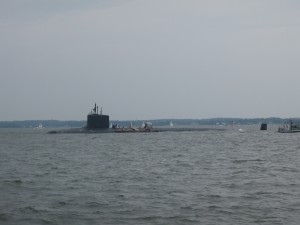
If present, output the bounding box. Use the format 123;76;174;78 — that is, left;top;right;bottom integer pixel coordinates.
0;118;297;128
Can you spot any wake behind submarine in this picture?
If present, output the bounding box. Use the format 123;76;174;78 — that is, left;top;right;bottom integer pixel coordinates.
48;103;225;134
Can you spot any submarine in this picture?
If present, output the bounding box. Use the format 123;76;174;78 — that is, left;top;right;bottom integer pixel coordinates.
49;103;225;134
49;103;112;134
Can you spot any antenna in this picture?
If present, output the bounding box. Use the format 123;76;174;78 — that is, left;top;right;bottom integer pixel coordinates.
93;103;97;114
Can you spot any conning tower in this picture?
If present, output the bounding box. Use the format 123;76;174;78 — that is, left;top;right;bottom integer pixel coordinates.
87;103;109;129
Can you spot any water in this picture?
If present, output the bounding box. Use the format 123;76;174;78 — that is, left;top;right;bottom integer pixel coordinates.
1;126;300;225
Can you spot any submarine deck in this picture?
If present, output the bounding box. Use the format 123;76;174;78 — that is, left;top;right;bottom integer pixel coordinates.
48;127;225;134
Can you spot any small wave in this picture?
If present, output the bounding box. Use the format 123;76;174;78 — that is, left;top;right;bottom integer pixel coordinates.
208;205;219;209
4;179;23;185
277;167;299;172
13;179;23;184
136;215;193;221
0;213;12;221
19;206;41;214
58;201;67;206
86;201;109;208
52;201;68;209
232;159;265;163
207;206;234;215
40;218;53;224
208;194;222;199
180;205;193;210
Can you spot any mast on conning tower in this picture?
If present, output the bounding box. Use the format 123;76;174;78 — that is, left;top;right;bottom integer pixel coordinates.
93;103;97;114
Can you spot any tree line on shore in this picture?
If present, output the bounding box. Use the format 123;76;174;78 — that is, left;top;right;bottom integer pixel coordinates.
0;117;297;128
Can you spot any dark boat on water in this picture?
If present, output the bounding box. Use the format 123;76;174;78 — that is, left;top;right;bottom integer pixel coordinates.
260;123;267;130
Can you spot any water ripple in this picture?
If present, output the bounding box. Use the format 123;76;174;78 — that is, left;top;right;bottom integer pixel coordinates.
1;127;300;224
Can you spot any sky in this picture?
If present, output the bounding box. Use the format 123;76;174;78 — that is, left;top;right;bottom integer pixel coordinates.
1;0;300;120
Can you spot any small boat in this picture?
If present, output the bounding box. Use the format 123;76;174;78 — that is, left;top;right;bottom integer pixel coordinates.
278;120;300;133
260;123;267;130
170;121;173;127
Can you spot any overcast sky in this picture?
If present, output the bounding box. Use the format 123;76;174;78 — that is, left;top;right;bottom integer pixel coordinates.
1;0;300;120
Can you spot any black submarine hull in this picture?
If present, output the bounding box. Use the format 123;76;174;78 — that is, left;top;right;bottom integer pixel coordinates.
48;127;225;134
48;103;225;134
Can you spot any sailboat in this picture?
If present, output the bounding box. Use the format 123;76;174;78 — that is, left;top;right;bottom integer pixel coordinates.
170;121;174;127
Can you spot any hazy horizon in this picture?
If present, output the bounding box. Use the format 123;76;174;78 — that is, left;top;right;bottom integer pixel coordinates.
0;115;295;123
1;0;300;121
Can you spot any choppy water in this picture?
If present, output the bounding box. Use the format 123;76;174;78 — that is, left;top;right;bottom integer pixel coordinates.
1;126;300;225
